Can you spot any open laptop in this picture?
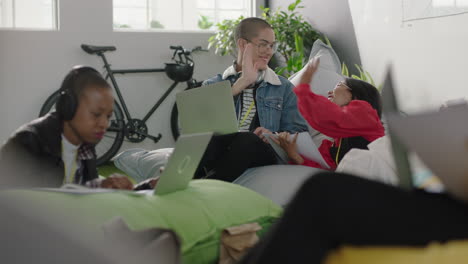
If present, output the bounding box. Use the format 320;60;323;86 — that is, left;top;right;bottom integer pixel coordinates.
154;132;213;195
381;68;413;190
386;98;468;201
176;81;238;135
384;68;468;201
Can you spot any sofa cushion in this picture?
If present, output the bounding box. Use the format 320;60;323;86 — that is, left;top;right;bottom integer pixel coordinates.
1;179;282;264
234;165;323;207
289;39;343;139
289;39;343;98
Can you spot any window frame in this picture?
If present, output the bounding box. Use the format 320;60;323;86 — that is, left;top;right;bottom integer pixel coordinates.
113;0;257;33
0;0;59;31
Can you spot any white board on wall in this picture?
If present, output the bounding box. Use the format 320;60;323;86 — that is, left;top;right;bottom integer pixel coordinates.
348;0;468;113
403;0;468;22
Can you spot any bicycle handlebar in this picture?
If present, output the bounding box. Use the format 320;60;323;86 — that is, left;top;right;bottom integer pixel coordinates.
170;45;183;50
191;46;209;52
169;45;208;65
81;43;207;68
170;45;208;53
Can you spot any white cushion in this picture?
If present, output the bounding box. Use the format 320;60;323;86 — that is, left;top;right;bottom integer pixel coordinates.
113;148;173;182
289;39;343;98
233;165;323;207
289;39;342;142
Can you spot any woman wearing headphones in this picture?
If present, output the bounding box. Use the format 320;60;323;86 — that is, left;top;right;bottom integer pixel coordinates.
0;66;132;189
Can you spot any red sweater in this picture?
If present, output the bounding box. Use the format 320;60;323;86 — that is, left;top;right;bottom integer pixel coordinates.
293;83;385;170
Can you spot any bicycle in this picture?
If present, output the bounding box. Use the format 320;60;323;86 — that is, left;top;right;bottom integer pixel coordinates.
39;44;205;165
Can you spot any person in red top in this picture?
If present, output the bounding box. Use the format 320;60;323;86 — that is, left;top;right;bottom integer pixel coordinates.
273;58;385;169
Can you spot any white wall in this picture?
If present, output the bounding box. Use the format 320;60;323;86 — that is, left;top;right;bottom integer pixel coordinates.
348;0;468;112
0;0;232;150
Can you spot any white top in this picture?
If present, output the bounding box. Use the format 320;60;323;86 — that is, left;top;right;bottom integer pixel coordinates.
61;134;80;184
222;65;282;85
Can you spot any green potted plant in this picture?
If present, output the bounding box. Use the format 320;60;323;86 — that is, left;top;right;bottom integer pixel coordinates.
150;20;164;29
198;15;214;30
207;15;245;57
261;0;324;76
208;0;323;77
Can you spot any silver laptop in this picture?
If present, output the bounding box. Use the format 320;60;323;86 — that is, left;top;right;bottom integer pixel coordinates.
381;68;413;190
384;68;468;200
176;81;238;135
386;102;468;201
154;132;213;195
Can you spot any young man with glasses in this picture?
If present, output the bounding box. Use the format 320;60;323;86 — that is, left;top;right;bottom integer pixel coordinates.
195;17;308;182
204;17;308;139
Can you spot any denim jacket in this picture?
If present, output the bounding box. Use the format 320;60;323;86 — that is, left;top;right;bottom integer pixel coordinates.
203;66;308;133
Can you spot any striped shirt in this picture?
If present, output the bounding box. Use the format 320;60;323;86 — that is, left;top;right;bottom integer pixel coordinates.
238;88;257;132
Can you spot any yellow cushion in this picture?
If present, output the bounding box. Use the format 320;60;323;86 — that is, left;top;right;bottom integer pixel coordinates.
325;241;468;264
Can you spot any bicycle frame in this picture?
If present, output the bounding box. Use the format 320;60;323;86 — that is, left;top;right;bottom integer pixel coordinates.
97;52;181;125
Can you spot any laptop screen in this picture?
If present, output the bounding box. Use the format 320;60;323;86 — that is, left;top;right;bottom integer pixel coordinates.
155;132;213;195
176;81;238;135
382;68;413;190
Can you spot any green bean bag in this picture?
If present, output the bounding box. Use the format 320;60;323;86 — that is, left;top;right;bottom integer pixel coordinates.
1;179;282;264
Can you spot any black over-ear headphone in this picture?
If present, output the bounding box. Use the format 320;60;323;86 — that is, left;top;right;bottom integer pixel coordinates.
56;66;100;121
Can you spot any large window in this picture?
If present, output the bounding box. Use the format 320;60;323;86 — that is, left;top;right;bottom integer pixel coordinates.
113;0;255;31
0;0;58;29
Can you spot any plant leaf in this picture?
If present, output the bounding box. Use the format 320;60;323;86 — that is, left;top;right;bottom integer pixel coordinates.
342;62;349;77
324;35;332;48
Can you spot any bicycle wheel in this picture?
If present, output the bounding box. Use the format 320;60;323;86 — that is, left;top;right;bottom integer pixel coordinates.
171;84;204;140
39;91;125;166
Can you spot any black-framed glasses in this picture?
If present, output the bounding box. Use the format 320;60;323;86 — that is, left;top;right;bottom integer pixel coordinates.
244;38;278;53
